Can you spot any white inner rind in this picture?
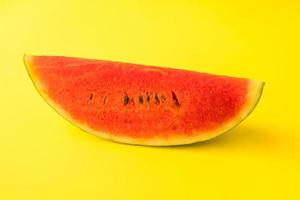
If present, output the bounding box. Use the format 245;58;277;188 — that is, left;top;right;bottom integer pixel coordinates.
24;55;264;146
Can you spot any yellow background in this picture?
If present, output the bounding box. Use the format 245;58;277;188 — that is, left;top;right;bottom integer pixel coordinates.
1;0;299;199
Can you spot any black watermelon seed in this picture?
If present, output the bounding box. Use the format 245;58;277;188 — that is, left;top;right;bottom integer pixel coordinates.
139;95;144;104
124;94;130;105
146;92;150;102
154;93;160;105
103;96;107;104
171;91;180;107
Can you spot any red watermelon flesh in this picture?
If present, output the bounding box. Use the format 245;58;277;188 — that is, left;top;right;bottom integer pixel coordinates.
24;55;264;146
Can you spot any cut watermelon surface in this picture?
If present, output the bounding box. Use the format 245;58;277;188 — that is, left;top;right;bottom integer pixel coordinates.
24;55;264;146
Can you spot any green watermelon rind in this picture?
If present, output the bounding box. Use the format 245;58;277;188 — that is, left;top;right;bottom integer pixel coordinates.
24;54;265;146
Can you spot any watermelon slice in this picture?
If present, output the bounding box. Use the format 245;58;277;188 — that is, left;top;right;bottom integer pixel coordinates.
24;55;264;146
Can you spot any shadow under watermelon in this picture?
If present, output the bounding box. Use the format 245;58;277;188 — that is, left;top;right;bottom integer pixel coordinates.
171;124;288;157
